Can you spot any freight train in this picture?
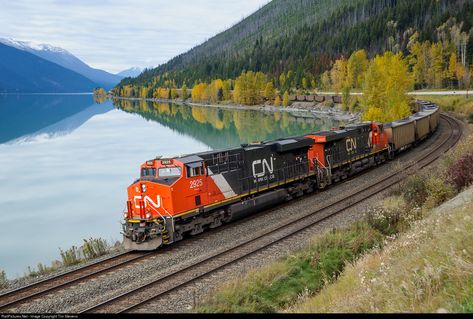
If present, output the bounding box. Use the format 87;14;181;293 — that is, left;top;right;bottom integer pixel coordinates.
122;101;440;250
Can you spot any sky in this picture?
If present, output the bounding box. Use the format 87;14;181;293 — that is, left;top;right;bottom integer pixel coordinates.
0;0;270;73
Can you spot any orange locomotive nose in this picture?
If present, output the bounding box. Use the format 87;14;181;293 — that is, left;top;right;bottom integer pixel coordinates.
123;159;180;250
127;181;170;220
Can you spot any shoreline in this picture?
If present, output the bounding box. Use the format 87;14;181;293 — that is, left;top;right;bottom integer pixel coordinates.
111;96;361;123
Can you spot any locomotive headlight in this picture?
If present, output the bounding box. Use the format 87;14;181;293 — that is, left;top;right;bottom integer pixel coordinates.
123;212;128;219
146;212;151;219
141;184;147;192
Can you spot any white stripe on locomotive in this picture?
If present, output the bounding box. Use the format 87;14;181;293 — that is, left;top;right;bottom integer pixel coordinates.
207;168;237;199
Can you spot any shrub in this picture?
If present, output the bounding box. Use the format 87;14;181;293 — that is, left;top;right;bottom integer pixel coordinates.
366;206;402;236
60;245;82;267
448;151;473;191
467;111;473;124
401;174;428;208
82;238;109;260
27;263;55;278
0;269;8;289
366;195;425;235
424;175;455;209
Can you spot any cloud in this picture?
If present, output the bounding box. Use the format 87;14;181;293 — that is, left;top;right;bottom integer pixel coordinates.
0;0;270;73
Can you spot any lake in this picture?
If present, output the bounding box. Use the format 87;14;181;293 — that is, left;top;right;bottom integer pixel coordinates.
0;94;343;279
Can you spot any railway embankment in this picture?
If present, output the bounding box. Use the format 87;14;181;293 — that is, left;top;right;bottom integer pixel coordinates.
195;133;473;313
290;184;473;313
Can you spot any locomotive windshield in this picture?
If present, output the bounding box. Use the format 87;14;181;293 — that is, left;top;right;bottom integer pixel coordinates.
141;168;156;177
158;167;182;178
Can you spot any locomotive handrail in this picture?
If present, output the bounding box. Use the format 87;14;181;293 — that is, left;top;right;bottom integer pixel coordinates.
206;153;241;175
145;200;175;236
146;202;166;220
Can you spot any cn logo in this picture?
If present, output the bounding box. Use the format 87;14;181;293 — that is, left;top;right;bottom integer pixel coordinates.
134;195;161;209
346;138;357;152
252;157;274;178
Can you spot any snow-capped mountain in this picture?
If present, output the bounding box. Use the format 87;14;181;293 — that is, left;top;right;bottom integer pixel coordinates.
0;38;123;90
116;67;142;78
0;42;97;93
0;38;68;53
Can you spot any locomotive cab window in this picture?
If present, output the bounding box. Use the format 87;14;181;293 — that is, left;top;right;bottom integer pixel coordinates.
186;162;204;177
141;168;156;177
158;167;182;178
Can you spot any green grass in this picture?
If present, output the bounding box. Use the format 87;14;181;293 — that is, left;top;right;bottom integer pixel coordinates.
196;222;384;313
26;263;57;278
0;269;8;289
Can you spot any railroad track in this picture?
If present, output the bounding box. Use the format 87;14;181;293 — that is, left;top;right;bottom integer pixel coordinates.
0;190;319;312
0;251;154;311
77;114;462;313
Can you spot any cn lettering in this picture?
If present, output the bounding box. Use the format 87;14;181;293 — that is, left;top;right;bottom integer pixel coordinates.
134;195;161;209
346;138;357;152
252;156;274;178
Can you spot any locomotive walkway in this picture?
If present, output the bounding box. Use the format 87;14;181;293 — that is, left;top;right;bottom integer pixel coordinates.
0;113;463;313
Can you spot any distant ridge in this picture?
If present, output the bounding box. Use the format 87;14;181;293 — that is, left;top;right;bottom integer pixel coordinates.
116;67;142;78
0;43;97;93
0;38;123;90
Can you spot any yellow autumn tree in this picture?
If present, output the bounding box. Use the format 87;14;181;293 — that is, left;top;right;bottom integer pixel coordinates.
192;83;208;102
330;57;348;93
347;49;369;89
274;95;281;106
428;42;445;88
263;82;276;101
222;80;232;101
301;77;308;90
139;87;149;98
93;87;107;103
447;52;458;84
181;84;188;100
282;91;289;107
362;52;414;122
233;71;267;105
170;88;178;99
209;79;224;102
409;40;430;89
320;71;331;91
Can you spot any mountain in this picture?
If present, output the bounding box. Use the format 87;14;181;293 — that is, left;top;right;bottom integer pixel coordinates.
0;38;122;90
0;43;97;93
116;67;142;78
118;0;473;89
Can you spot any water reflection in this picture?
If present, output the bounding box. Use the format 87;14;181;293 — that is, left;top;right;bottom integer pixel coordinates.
0;94;103;144
113;99;343;149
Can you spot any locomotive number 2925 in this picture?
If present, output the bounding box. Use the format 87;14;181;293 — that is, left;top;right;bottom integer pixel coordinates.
190;179;203;189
